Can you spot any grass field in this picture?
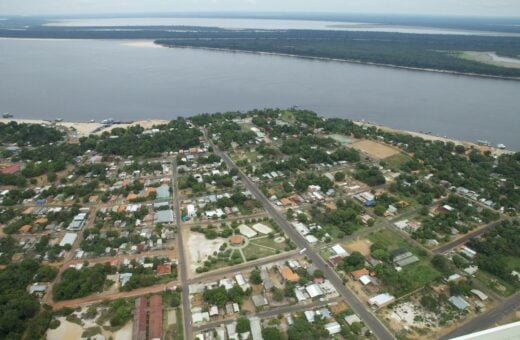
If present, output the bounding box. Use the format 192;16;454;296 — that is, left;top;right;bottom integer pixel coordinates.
368;228;427;258
384;153;412;170
250;236;286;251
242;243;278;260
399;260;441;295
475;270;517;297
281;110;295;123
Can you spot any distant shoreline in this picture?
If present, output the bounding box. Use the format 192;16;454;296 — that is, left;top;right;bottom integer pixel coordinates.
157;42;520;81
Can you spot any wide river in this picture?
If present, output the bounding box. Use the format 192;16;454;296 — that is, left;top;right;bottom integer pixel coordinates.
1;38;519;149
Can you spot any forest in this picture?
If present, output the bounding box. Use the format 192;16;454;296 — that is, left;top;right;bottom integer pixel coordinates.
0;19;519;78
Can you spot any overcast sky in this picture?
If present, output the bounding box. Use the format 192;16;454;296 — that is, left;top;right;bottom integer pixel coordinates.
1;0;519;17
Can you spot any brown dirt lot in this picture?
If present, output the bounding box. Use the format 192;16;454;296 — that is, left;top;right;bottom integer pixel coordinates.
351;140;400;159
343;239;372;257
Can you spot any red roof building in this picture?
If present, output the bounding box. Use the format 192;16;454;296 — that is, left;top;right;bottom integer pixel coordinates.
132;298;147;340
0;164;21;175
149;295;163;340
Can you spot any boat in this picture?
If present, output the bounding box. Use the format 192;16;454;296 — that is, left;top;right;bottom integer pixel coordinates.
477;140;491;147
2;112;13;118
497;144;506;150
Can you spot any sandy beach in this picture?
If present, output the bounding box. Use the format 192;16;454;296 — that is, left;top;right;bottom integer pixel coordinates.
0;118;169;137
353;120;512;155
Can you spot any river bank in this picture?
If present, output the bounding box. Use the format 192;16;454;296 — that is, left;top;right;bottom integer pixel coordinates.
156;42;520;82
0;117;512;154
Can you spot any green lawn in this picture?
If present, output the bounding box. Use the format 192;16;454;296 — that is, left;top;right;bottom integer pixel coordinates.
400;260;441;292
383;153;412;170
250;236;286;251
242;243;277;261
281;110;295;123
368;228;427;258
475;270;517;297
320;248;334;260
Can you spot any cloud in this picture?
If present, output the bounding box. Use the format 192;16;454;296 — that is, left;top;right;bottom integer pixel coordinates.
1;0;519;16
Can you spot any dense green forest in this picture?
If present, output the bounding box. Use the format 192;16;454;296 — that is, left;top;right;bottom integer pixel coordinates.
0;260;54;339
0;17;519;78
156;32;520;78
0;122;64;146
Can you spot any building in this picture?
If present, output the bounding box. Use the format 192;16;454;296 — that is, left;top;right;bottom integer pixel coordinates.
59;233;77;247
251;294;268;307
325;322;341;335
449;296;471;310
186;204;197;217
229;235;245;246
156;263;172;276
351;268;370;281
280;267;300;283
154;210;174;224
0;164;21;175
354;192;376;206
149;295;163;340
133;298;147;340
368;293;395;308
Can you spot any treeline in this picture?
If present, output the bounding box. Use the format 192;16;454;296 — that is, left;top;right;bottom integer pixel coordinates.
156;30;520;78
467;219;520;285
0;260;54;339
0;121;64;146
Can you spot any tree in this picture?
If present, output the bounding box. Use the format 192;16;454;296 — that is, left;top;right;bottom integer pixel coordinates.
250;268;262;285
262;327;283;340
431;255;453;275
334;171;346;181
236;317;251;333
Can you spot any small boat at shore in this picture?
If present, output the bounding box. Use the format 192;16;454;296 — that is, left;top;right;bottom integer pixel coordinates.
2;112;13;118
497;144;506;150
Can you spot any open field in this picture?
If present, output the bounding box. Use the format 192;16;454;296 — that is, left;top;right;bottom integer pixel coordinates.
459;51;520;69
351;140;400;159
343;238;372;257
383;153;412;170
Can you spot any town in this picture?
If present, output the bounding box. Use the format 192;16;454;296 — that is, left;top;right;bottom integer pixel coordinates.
0;108;519;340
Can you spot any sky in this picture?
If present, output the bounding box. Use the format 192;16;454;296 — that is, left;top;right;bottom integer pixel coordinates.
1;0;520;17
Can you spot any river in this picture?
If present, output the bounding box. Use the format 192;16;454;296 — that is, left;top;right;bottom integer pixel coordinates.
0;38;519;149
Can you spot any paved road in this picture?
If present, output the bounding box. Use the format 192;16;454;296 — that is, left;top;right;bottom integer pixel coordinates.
206;130;395;340
441;292;520;339
194;297;343;332
432;218;510;255
173;158;193;340
187;250;298;284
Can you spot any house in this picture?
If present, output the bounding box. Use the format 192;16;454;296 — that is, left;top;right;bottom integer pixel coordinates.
59;233;77;247
305;284;324;298
331;244;349;257
449;296;471;310
251;294;268;307
471;289;488;301
209;305;219;317
304;310;316;323
325;322;341;335
155;184;170;200
192;311;210;324
368;293;395;308
354;192;375;207
344;314;361;326
392;249;419;267
280;267;300;283
154;210;174;224
186;204;197;217
359;275;372;286
156;263;172;275
328;255;343;267
249;317;263;340
351;268;370;280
